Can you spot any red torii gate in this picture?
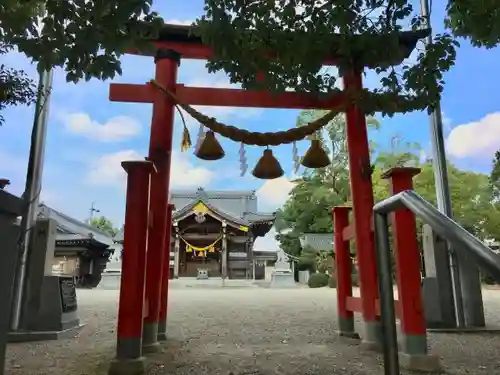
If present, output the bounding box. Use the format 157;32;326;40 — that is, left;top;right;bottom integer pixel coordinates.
107;24;425;375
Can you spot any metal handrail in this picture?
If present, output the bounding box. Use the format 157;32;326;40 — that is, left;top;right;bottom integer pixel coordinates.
372;190;500;375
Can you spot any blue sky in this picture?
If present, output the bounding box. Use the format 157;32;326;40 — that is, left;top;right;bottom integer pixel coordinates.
1;0;500;238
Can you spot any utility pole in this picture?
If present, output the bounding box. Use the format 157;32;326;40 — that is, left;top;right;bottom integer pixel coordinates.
420;0;484;328
89;201;100;223
11;68;54;331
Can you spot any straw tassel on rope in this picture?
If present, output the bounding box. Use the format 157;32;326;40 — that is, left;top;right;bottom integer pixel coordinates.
181;124;192;152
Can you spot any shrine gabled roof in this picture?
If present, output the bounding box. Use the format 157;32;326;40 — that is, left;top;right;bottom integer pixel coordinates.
55;234;110;248
170;188;257;200
170;187;275;236
148;24;430;68
170;187;260;219
172;198;250;226
37;204;114;247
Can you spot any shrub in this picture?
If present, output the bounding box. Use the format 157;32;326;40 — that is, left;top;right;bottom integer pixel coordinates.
328;276;337;288
308;272;330;288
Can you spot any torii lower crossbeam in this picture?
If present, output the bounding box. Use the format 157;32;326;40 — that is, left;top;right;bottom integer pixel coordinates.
109;83;346;109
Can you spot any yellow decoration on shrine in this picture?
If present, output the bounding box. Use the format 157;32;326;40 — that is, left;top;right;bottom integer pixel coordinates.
193;201;209;215
238;225;249;232
181;236;222;252
197;251;206;257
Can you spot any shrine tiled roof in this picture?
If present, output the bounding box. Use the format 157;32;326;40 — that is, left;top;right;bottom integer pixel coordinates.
170;187;276;236
242;211;276;223
170;187;268;219
37;204;114;247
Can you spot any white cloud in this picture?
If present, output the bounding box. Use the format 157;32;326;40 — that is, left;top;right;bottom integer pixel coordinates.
170;152;215;188
165;19;193;25
256;176;296;211
446;112;500;159
63;113;142;142
253;227;280;252
86;150;214;188
87;150;143;185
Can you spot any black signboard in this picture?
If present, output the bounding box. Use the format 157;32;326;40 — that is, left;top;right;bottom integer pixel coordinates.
59;277;78;313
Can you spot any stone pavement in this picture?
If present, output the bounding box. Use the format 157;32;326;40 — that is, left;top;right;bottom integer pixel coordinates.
97;275;279;290
5;287;500;374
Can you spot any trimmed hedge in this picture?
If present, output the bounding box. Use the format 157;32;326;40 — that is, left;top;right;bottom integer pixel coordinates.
308;272;330;288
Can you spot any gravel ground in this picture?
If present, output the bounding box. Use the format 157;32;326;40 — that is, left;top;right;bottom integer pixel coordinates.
5;285;500;375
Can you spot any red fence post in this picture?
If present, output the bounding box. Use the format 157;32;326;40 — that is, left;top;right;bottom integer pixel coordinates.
343;70;381;349
381;167;440;370
157;203;174;341
109;160;155;375
333;206;359;339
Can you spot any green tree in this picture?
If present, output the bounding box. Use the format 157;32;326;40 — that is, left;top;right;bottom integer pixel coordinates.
273;208;289;234
0;44;36;124
279;119;500;262
90;216;118;237
489;151;500;200
0;0;164;119
276;110;378;256
446;0;500;48
195;1;458;117
2;0;163;81
374;134;421;169
373;159;500;241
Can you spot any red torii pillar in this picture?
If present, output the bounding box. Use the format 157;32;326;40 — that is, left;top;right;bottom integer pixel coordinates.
142;49;180;351
381;168;436;361
343;70;381;349
108;48;180;352
109;160;155;375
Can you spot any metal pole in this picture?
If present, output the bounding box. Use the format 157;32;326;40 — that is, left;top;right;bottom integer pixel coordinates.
10;68;54;331
89;201;100;222
374;213;400;375
420;0;465;328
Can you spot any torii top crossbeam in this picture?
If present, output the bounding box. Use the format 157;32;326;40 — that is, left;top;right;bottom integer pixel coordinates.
110;24;428;110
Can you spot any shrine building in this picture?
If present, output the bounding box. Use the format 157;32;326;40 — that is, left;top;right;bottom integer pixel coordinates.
169;187;276;279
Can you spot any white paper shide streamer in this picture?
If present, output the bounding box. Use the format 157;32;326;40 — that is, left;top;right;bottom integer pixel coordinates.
239;143;248;176
292;141;300;173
